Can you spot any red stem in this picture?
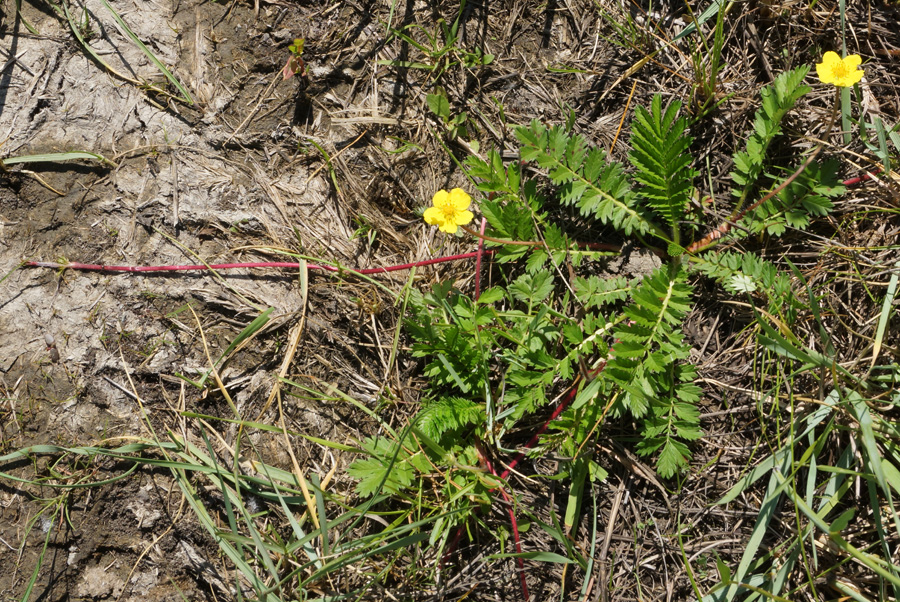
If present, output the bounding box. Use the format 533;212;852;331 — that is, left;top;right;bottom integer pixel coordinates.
27;232;625;599
841;170;878;187
499;383;580;481
475;440;529;601
23;251;495;275
500;360;607;481
442;361;611;594
498;487;529;601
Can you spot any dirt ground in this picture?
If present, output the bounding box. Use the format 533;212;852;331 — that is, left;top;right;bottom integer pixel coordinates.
1;0;899;600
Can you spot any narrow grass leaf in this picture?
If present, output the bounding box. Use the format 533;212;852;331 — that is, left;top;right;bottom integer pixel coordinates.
673;0;730;42
437;353;469;392
258;461;320;567
815;445;855;519
580;486;601;601
98;0;194;104
2;151;117;167
14;0;39;34
882;459;900;497
772;468;900;590
564;457;588;531
178;308;273;388
19;505;59;602
61;0;138;87
716;392;835;505
173;468;273;599
716;451;791;602
310;473;330;558
868;261;900;375
849;392;900;535
768;542;801;600
874;116;891;172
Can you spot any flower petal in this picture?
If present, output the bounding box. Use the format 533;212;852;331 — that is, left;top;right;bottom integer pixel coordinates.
816;53;839;84
432;189;450;207
439;221;458;234
843;69;864;86
448;188;472;210
454;210;474;225
843;54;862;69
816;52;864;87
424;206;444;226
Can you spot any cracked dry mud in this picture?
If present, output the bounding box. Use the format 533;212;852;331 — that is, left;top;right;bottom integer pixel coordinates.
0;0;389;598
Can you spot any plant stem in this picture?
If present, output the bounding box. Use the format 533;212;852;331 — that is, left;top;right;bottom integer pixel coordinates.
474;218;487;299
458;224;542;246
687;88;841;254
24;252;495;275
459;224;624;253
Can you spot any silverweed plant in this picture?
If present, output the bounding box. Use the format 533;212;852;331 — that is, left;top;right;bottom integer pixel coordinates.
347;57;865;583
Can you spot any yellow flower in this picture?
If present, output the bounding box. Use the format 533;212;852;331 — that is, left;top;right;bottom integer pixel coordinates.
815;52;864;88
424;188;474;234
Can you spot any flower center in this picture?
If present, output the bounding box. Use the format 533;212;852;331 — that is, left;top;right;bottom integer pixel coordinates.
832;62;848;79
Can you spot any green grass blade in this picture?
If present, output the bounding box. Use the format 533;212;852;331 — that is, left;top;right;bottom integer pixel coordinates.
882;458;900;497
178;308;273;389
259;461;321;567
673;0;731;42
868;261;900;375
310;473;330;558
716;392;836;505
719;451;792;601
774;524;805;595
889;128;900;157
816;446;855;516
2;151;117;167
849;391;900;593
773;468;900;590
13;0;40;35
172;467;275;599
873;116;892;172
581;486;601;600
19;505;59;602
97;0;193;104
564;456;587;531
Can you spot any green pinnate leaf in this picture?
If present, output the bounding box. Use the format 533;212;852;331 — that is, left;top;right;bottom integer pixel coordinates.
651;438;691;478
525;249;549;273
416;396;484;440
509;272;554;306
629;95;696;233
730;65;812;204
726;274;757;294
512;121;656;237
348;437;416;497
477;287;505;305
573;275;632;308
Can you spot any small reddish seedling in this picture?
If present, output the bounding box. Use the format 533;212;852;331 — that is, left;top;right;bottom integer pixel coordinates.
282;38;306;81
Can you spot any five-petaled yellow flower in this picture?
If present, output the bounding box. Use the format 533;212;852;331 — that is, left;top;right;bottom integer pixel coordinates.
816;52;864;88
424;188;474;234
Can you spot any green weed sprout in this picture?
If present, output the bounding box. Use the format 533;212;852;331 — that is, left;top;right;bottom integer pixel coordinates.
352;61;854;530
282;38;306;81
